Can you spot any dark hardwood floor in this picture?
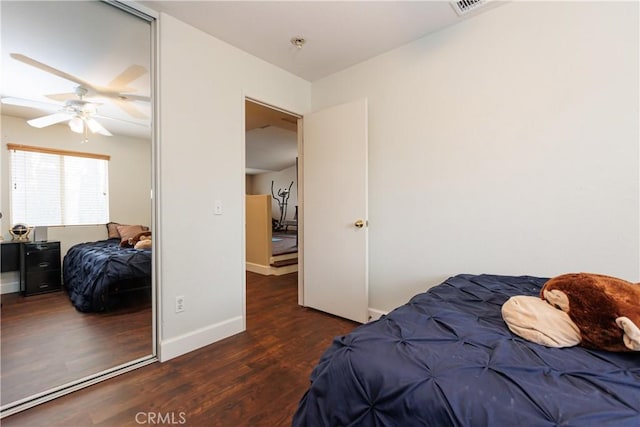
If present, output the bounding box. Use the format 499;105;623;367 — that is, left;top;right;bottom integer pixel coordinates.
1;272;358;426
1;288;152;406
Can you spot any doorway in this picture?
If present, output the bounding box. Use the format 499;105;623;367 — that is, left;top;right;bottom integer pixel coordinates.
244;99;301;282
244;97;369;324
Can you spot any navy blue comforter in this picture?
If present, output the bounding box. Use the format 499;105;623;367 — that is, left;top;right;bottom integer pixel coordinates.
293;274;640;426
63;238;151;312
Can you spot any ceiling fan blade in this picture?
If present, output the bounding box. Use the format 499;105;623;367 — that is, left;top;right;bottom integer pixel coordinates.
50;90;150;106
27;112;72;128
86;118;112;136
10;53;96;91
112;98;148;119
45;92;77;103
1;96;61;111
116;93;151;103
107;65;148;91
94;114;149;128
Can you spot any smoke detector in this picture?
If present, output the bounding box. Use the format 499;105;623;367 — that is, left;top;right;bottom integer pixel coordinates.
290;37;306;49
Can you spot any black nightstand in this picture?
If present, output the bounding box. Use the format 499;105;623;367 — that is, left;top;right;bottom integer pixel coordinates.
1;241;23;272
20;241;61;296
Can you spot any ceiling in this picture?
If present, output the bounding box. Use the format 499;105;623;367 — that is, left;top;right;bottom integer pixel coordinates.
140;1;502;82
1;1;501;173
245;100;299;174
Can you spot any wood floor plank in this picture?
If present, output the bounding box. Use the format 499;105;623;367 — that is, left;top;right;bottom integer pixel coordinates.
1;289;152;406
1;272;358;426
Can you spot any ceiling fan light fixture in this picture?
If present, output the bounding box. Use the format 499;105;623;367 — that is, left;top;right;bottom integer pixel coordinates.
69;116;84;133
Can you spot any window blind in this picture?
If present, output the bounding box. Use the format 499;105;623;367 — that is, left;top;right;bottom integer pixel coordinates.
8;144;110;226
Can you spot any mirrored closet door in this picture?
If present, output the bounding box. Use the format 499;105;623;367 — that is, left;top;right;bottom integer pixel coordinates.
0;0;155;414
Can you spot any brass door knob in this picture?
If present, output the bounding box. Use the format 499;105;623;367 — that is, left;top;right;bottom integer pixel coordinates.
354;219;366;228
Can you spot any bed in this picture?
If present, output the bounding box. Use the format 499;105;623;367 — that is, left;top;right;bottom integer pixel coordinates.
63;238;151;312
292;274;640;426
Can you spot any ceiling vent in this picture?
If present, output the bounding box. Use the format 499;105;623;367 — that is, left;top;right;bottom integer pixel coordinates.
451;0;486;16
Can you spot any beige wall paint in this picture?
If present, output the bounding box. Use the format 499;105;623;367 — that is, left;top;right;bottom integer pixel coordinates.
311;1;639;311
245;194;272;266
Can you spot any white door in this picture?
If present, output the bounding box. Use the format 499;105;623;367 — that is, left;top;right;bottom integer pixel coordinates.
301;99;368;323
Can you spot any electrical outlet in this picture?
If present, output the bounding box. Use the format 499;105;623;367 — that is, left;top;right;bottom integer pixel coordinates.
175;295;185;313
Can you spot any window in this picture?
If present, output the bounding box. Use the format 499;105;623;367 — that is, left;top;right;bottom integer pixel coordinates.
8;144;110;226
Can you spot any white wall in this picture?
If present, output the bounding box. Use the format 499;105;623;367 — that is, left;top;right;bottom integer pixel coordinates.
0;115;151;292
250;165;298;222
311;2;639;311
157;14;310;360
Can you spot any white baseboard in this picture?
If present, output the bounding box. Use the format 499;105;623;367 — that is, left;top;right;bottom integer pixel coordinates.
1;272;20;294
246;262;272;275
159;315;244;362
368;308;388;322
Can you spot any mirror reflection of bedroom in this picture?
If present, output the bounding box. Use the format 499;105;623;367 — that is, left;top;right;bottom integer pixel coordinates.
245;100;300;299
0;1;153;410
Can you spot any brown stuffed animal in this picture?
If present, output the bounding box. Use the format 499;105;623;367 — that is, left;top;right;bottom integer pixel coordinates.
126;231;152;250
541;273;640;352
134;233;152;250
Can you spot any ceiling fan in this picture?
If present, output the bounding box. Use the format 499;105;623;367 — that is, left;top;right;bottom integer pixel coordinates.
2;86;146;142
9;53;150;119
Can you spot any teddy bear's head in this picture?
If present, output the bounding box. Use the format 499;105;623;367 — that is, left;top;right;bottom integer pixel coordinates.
126;231;152;250
541;273;640;352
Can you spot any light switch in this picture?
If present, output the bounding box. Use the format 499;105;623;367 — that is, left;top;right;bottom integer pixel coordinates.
214;200;223;215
